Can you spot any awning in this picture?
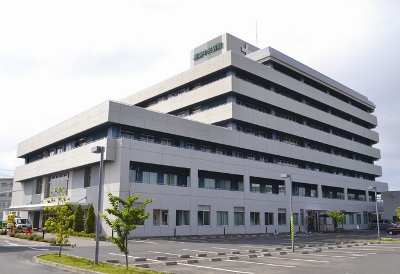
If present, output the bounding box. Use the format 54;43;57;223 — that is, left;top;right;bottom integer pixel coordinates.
8;202;90;212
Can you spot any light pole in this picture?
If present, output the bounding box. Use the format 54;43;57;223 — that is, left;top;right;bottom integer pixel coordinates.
281;173;294;252
368;186;380;239
91;146;105;265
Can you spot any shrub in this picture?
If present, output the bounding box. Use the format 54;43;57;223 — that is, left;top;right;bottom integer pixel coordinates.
85;203;95;234
73;204;84;232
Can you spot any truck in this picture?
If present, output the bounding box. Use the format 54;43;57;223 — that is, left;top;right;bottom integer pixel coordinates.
6;214;32;232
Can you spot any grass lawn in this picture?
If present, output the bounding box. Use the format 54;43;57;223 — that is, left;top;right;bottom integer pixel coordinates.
38;253;168;274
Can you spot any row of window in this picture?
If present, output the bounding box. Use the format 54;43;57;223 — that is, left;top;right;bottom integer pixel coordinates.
0;202;10;207
0;182;12;188
153;208;370;227
153;208;289;227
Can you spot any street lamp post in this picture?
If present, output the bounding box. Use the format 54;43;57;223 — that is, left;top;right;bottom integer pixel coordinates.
368;186;380;239
91;146;105;265
281;173;294;252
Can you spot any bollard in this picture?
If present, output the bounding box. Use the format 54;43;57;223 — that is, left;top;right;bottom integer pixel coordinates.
42;229;45;239
266;226;268;234
224;227;226;235
174;228;176;237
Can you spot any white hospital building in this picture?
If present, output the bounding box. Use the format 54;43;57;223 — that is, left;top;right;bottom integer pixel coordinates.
11;33;387;236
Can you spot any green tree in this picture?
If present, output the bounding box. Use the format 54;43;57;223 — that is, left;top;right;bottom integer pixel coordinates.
327;210;345;232
85;203;95;234
396;206;400;220
44;187;74;256
101;192;152;269
73;204;84;232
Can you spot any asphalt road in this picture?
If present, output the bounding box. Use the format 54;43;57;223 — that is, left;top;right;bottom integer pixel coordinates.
1;231;399;274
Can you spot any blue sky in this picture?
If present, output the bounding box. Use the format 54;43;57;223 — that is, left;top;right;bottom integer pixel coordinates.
1;0;399;190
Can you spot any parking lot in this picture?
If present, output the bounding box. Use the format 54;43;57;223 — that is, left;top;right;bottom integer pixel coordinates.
100;232;400;274
2;231;399;273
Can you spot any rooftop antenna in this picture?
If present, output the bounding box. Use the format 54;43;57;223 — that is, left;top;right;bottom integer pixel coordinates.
256;21;258;47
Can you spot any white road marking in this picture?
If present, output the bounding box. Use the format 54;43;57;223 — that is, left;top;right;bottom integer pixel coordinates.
148;250;181;256
182;248;218;254
132;240;158;244
177;262;255;273
266;256;329;263
323;251;377;255
211;247;245;251
225;259;296;268
305;254;355;258
29;247;49;251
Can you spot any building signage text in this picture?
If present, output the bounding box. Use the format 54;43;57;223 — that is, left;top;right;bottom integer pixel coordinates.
193;42;223;61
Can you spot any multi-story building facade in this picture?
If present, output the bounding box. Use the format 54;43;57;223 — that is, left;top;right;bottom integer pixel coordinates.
1;177;13;223
11;34;387;236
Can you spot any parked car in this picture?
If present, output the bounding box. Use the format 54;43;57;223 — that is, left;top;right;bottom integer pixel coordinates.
369;219;396;230
386;224;400;235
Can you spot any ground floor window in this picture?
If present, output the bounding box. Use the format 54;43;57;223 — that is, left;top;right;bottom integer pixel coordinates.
153;209;168;226
349;214;355;225
250;212;260;225
293;213;299;226
198;211;210;226
217;211;228;226
176;210;190;226
356;214;361;225
278;208;286;225
300;209;304;225
265;212;274;225
234;207;245;226
363;211;368;224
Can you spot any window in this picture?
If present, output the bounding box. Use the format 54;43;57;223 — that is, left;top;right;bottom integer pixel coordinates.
164;174;177;186
84;167;91;188
216;148;227;155
293;213;299;226
219;180;231;190
200;145;212;153
35;177;42;194
250;212;260;225
198;207;211;226
251;183;260;193
363;211;368;224
140;134;155;143
356;214;361;225
278;209;287;225
176;210;190;226
186;142;195;150
56;145;64;154
217;211;228;226
234;207;245;226
121;130;134;139
246;128;255;135
203;178;216;189
142;171;158;184
176;111;186;117
341;215;347;225
47;173;69;197
247;154;256;160
349;214;355;225
300;209;304;225
265;212;274;225
161;138;174;146
279;185;286;195
192;106;201;114
153;209;168;226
